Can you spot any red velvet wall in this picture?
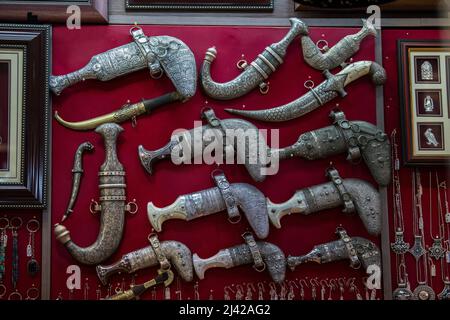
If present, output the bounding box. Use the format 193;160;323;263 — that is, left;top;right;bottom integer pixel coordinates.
382;29;450;297
47;25;449;300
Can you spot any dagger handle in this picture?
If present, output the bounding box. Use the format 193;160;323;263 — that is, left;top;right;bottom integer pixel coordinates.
193;250;233;280
147;196;189;232
267;191;307;229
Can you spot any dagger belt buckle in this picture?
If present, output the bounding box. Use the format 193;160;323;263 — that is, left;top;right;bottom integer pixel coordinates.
148;233;171;271
242;232;265;272
336;227;361;269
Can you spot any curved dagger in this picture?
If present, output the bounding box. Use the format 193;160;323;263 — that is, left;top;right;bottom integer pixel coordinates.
225;61;386;122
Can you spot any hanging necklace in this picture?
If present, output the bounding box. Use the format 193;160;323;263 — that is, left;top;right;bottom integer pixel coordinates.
409;171;426;260
26;219;40;277
428;173;446;260
438;179;450;300
0;217;8;282
442;181;450;263
412;170;436;300
10;217;22;289
391;130;410;255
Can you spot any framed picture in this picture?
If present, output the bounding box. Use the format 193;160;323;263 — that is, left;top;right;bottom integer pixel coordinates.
0;24;51;208
0;0;108;24
125;0;273;11
398;40;450;165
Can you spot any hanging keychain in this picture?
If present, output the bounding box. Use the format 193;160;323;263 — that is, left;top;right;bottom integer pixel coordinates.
26;218;40;277
338;278;346;300
287;281;297;300
269;282;278;300
235;284;244;300
194;281;200;300
245;283;255;300
320;280;327;301
10;217;22;289
257;282;265;300
0;217;9;282
298;279;308;301
25;284;40;300
279;282;287;300
224;286;233;300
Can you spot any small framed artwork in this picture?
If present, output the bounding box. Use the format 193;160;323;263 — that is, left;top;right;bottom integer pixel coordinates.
0;24;51;208
126;0;273;11
399;40;450;165
0;0;108;24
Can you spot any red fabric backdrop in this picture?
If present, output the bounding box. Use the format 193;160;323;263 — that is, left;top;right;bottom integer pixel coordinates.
47;25;449;300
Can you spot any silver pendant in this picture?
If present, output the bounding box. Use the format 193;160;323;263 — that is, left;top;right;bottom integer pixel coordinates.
390;231;410;255
428;238;446;260
438;281;450;300
409;235;426;260
392;283;414;300
413;284;436;300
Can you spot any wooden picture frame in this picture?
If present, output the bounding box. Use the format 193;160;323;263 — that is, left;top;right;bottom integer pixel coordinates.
0;24;51;208
398;40;450;166
125;0;273;11
0;0;108;24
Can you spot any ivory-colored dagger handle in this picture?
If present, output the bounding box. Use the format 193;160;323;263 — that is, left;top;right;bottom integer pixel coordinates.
267;191;307;229
193;250;233;280
147;196;188;232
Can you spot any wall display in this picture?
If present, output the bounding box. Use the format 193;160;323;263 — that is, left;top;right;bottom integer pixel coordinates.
125;0;273;11
0;0;108;24
398;40;450;165
0;24;50;209
50;23;382;300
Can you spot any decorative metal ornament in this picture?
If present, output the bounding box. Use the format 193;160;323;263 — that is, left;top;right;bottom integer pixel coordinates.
268;166;382;235
192;233;286;283
300;19;377;71
225;60;386;122
424;128;439;147
390;230;410;255
424;96;434;112
96;238;193;284
438;280;450;300
409;235;427;260
421;61;433;81
54;123;138;265
50;26;197;98
413;284;436;300
392;280;414;300
287;227;381;271
428;237;446;260
26;219;40;277
201;18;308;100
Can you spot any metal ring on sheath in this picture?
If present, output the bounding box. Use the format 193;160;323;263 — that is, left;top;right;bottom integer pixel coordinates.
316;39;329;51
10;217;23;229
8;290;22;300
0;284;5;298
304;80;315;90
0;217;9;229
26;219;40;233
26;286;39;300
236;59;248;70
126;199;138;215
129;25;142;36
210;169;225;180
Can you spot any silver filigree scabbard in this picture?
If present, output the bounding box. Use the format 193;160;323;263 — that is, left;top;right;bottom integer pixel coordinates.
193;241;286;283
267;169;382;236
287;228;380;271
225;60;386;122
201;18;308;100
147;181;269;239
270;110;391;187
138;111;269;182
54;123;136;265
50;32;197;98
301;19;377;71
96;241;193;285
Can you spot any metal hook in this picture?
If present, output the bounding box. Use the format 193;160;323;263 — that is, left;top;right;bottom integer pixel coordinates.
247;283;256;292
288;280;298;289
310;277;319;288
299;278;309;288
257;282;265;292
